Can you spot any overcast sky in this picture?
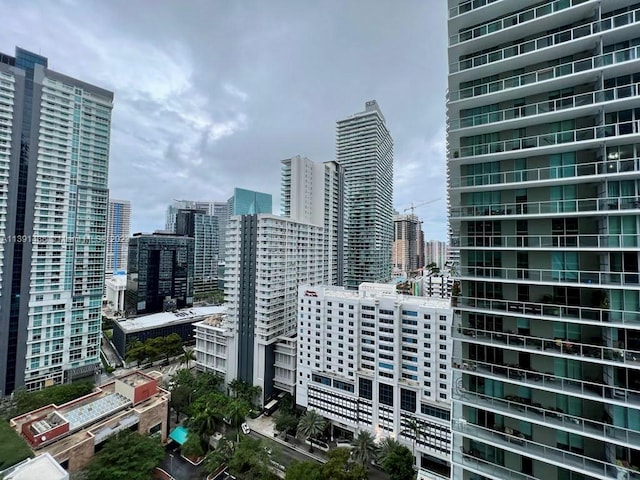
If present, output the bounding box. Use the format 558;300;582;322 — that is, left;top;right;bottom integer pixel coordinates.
1;0;448;241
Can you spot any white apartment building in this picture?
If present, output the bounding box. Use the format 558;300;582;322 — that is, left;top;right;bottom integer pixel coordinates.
194;313;237;386
425;240;448;271
105;199;131;275
448;1;640;479
0;47;113;394
296;283;453;478
224;214;326;403
337;100;394;288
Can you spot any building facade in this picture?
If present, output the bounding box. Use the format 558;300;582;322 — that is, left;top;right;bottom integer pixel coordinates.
337;100;394;288
224;214;325;402
227;187;272;216
448;1;640;479
393;213;421;275
0;47;113;393
105;199;131;275
194;312;237;387
425;240;448;271
126;233;194;315
296;283;453;478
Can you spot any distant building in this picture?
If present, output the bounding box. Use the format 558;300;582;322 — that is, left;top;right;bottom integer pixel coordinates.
111;305;225;359
393;214;421;274
337;100;394;288
425;240;447;270
296;283;452;477
126;233;195;315
105;273;127;313
422;274;452;300
105;199;131;275
194;313;237;387
0;47;114;393
176;209;219;294
228;187;272;216
9;371;169;473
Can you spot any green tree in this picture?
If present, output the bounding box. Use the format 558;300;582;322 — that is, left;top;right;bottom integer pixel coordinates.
401;417;424;458
377;436;403;466
228;379;262;408
274;411;298;437
285;460;322;480
169;384;191;423
163;333;184;361
188;401;224;451
296;409;326;452
85;431;164;480
180;347;196;369
228;436;277;480
181;431;205;460
350;430;378;469
382;444;416;480
226;399;250;442
321;448;366;480
12;380;94;416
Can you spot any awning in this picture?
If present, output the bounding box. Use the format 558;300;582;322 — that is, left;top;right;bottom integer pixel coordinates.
169;426;189;445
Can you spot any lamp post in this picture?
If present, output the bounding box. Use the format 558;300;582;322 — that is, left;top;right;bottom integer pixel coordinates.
169;453;174;477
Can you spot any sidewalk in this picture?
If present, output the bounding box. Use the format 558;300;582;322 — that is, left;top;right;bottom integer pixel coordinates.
245;414;327;464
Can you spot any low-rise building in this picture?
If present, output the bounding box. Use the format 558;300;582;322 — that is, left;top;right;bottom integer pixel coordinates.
9;371;169;473
193;313;237;386
112;306;225;359
296;283;453;478
2;453;68;480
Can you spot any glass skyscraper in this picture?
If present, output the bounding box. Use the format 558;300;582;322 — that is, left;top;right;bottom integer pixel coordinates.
448;2;640;479
0;47;113;393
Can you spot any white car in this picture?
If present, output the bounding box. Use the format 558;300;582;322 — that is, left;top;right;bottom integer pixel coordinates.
241;422;251;435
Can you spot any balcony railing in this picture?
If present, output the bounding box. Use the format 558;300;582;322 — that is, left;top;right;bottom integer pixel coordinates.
451;157;640;189
457;233;640;249
450;83;640;131
459;264;640;287
448;0;500;19
450;195;640;219
455;389;640;448
450;0;589;45
458;122;640;159
452;450;537;480
453;325;640;367
455;421;638;479
450;7;640;73
449;44;640;102
452;357;640;406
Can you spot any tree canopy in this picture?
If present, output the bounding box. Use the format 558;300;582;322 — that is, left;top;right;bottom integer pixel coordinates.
285;460;322;480
85;430;164;480
350;430;378;468
382;444;416;480
227;436;278;480
321;448;367;480
12;380;94;416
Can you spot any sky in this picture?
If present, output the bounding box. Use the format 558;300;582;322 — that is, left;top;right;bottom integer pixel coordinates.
1;0;449;241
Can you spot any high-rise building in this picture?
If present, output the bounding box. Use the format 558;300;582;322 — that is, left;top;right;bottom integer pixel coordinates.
227;187;272;216
337;100;394;288
0;47;113;393
393;213;421;274
296;283;453;477
281;155;347;286
126;233;194;315
224;214;325;402
105;199;131;275
448;2;640;479
425;240;448;271
175;208;219;294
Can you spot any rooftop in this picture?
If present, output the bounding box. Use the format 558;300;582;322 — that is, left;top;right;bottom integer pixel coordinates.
3;453;68;480
116;305;226;333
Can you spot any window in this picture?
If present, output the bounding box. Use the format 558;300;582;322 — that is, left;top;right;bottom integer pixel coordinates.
379;383;394;406
400;388;417;412
359;378;373;400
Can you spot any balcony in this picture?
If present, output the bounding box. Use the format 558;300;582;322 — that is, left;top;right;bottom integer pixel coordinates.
452;357;640;407
455;421;639;479
457;233;640;250
449;0;588;46
448;0;500;19
449;45;640;102
455;389;640;448
450;7;640;74
453;325;640;368
450;157;640;190
450;83;640;132
450;196;640;220
452;450;537;480
459;264;640;288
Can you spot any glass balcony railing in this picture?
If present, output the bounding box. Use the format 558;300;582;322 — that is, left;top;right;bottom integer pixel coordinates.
450;195;640;218
448;0;500;19
452;450;537;480
451;157;640;189
450;83;640;131
450;8;640;73
452;357;640;407
455;295;640;326
450;0;588;46
454;421;637;479
457;121;640;159
453;325;640;367
453;389;640;448
449;44;640;102
457;233;640;249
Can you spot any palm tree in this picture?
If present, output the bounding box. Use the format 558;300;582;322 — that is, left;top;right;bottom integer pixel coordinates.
180;347;196;369
350;430;379;469
401;417;424;459
188;403;223;450
377;436;403;466
296;410;326;452
226;400;249;442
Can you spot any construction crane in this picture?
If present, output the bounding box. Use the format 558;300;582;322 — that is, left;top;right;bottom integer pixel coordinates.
403;198;441;215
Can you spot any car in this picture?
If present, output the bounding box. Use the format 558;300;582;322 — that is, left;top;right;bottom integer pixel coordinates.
241;422;251;435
